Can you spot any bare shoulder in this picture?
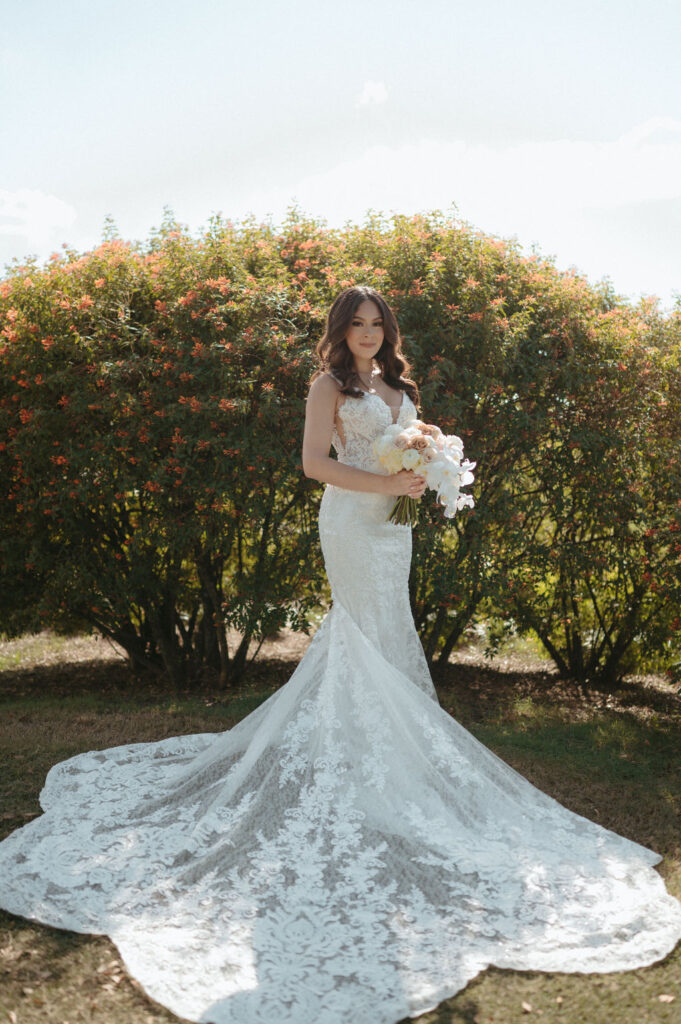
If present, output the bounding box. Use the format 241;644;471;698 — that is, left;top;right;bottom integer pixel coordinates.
307;371;341;404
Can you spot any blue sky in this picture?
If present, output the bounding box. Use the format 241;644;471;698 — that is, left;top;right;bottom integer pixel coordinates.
2;0;680;307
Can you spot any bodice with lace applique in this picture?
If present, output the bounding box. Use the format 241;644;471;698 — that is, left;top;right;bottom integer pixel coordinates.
330;387;414;473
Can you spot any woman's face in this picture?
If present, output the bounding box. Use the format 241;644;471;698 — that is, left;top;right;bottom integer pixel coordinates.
344;299;385;367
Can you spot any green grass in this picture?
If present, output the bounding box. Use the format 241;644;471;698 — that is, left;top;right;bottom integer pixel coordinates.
0;633;680;1023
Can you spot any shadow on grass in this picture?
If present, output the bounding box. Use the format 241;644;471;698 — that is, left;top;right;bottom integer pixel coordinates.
0;907;100;974
0;655;285;716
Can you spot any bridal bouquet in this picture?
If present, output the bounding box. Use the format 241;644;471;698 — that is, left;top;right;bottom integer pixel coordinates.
373;418;476;526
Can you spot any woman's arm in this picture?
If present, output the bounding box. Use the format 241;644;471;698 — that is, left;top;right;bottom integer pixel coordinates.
302;374;425;497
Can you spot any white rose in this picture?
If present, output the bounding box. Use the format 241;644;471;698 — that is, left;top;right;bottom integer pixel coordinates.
402;449;423;471
385;449;405;473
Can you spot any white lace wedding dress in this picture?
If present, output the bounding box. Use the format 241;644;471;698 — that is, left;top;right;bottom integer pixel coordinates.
1;388;681;1024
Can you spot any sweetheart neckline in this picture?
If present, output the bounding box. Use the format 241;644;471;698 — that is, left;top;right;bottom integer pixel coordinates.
354;389;406;423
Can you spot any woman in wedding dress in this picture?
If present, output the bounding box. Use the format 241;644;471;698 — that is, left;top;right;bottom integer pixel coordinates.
1;285;680;1024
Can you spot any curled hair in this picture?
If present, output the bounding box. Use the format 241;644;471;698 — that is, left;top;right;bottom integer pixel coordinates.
310;286;420;409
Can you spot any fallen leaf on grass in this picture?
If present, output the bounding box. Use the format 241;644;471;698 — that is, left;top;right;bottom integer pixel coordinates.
0;944;21;961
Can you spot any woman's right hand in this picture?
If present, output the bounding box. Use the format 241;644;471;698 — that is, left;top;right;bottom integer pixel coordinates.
383;469;427;498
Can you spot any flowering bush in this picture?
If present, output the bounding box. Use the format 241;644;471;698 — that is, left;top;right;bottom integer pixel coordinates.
1;205;679;688
335;211;681;686
0;213;326;686
489;306;681;688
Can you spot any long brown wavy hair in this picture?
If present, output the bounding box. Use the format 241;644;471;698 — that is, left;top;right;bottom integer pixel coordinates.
309;286;420;409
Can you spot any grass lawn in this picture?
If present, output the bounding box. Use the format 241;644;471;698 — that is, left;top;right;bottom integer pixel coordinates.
0;631;679;1024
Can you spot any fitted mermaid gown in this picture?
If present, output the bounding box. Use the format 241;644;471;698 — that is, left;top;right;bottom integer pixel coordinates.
1;389;681;1024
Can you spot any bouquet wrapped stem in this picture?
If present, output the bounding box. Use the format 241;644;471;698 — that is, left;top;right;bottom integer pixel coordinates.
389;494;420;526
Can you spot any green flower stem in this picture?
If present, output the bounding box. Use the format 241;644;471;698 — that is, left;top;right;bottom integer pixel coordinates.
388;495;420;526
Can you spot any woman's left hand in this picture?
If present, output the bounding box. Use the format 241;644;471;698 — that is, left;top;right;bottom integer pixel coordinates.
408;476;427;499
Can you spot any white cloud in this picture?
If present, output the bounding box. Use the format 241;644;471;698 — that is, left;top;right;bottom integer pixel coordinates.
244;119;681;307
0;188;77;254
617;115;681;147
356;80;388;107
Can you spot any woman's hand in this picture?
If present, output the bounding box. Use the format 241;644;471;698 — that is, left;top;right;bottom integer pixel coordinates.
383;469;427;498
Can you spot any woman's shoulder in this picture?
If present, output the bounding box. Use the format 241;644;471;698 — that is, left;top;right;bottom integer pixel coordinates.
309;369;343;395
307;371;344;412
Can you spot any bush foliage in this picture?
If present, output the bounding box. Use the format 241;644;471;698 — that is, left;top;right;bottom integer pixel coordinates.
1;206;680;688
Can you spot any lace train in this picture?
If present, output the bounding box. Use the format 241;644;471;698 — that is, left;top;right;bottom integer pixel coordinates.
0;386;680;1024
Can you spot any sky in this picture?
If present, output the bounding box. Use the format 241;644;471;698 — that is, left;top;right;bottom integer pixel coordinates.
2;0;680;309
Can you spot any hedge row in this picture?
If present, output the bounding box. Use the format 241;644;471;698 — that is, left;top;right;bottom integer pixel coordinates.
1;207;680;688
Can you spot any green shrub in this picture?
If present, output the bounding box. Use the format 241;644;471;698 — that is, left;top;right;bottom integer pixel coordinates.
1;206;679;688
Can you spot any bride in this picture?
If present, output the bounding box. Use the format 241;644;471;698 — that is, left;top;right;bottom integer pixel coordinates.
0;285;680;1024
